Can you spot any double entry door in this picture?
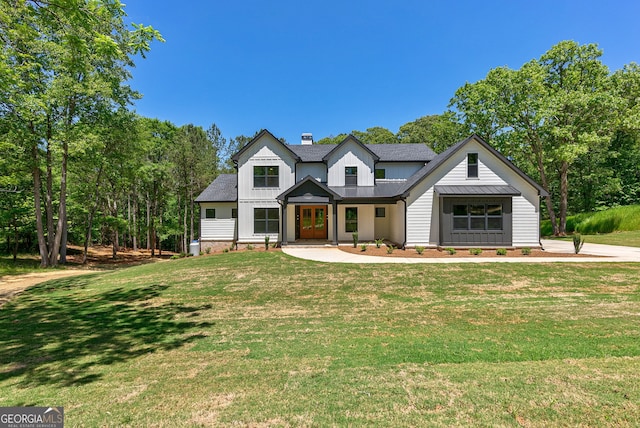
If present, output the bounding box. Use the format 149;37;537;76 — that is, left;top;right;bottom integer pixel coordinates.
300;205;327;239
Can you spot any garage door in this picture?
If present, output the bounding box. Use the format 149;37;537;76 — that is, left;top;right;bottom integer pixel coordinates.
440;197;512;246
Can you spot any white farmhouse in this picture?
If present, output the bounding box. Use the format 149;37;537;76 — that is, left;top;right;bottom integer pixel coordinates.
196;130;548;251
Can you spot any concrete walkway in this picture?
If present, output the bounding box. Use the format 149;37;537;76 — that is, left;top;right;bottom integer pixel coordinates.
282;239;640;264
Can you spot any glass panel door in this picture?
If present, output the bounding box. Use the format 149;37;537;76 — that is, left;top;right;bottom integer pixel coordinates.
314;207;325;238
301;208;313;239
299;206;328;240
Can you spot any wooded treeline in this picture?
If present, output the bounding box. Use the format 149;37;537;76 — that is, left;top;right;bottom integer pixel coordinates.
1;2;639;266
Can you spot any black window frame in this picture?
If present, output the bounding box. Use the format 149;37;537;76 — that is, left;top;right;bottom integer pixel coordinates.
375;207;386;218
254;208;279;234
231;208;237;219
345;167;358;187
467;153;478;178
345;207;358;232
375;168;386;180
205;208;216;219
254;166;279;188
452;203;503;231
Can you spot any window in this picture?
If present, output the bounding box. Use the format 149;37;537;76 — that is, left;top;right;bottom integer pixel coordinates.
254;208;279;234
453;203;503;231
254;166;279;188
205;208;215;219
231;208;237;219
345;207;358;232
375;169;386;180
345;167;357;186
467;153;478;178
375;207;386;218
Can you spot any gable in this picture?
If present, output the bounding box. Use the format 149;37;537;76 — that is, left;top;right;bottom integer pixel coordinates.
401;135;548;199
235;131;299;167
324;137;377;187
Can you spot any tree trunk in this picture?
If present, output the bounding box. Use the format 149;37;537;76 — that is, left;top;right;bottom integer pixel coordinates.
183;196;188;253
127;194;131;249
146;192;151;251
132;187;138;251
531;134;559;236
49;138;68;266
45;138;55;261
31;134;49;267
558;161;569;236
83;164;103;264
11;217;18;262
59;217;67;264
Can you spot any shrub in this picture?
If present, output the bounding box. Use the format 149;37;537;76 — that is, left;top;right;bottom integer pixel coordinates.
223;248;229;253
352;232;359;248
496;248;507;256
265;236;270;250
415;246;425;255
205;247;211;254
386;245;395;254
521;247;532;255
360;243;367;252
445;247;456;255
469;248;482;256
170;254;181;260
375;238;384;248
573;234;585;254
247;244;254;251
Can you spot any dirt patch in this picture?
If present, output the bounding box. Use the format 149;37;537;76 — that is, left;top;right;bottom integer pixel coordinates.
339;245;589;258
0;245;173;306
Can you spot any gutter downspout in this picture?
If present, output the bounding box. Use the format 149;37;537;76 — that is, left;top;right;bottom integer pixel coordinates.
402;198;407;250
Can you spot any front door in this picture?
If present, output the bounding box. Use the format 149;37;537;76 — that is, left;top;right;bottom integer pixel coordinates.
300;206;327;239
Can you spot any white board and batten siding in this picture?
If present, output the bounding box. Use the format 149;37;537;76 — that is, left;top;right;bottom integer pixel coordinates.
325;141;375;187
375;162;424;181
405;139;541;247
297;163;327;183
236;136;296;201
235;134;296;243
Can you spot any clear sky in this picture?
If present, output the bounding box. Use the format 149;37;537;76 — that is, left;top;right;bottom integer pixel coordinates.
123;0;640;145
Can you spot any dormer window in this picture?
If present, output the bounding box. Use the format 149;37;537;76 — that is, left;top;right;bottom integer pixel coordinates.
254;166;279;188
467;153;478;178
345;167;357;186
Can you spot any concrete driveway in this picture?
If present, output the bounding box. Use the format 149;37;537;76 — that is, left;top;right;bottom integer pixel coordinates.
282;239;640;264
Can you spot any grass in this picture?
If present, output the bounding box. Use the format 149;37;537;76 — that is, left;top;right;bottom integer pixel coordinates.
1;252;640;426
542;204;640;236
0;255;44;277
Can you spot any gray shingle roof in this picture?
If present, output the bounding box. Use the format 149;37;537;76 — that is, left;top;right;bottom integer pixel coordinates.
195;174;237;202
287;143;436;163
330;182;406;200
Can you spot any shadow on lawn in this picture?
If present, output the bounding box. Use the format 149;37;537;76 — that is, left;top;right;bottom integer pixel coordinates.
0;275;211;387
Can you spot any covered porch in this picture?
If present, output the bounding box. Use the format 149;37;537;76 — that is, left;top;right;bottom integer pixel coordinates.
277;177;406;247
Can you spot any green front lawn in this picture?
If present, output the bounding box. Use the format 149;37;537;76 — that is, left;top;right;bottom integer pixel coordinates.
1;252;639;426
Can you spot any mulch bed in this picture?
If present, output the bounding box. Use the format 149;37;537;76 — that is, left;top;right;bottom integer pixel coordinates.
339;245;589;258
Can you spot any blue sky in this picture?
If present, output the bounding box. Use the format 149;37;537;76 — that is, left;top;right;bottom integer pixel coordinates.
124;1;640;145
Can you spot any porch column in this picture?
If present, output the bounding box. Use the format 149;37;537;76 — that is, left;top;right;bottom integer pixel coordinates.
281;201;288;246
332;201;338;245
